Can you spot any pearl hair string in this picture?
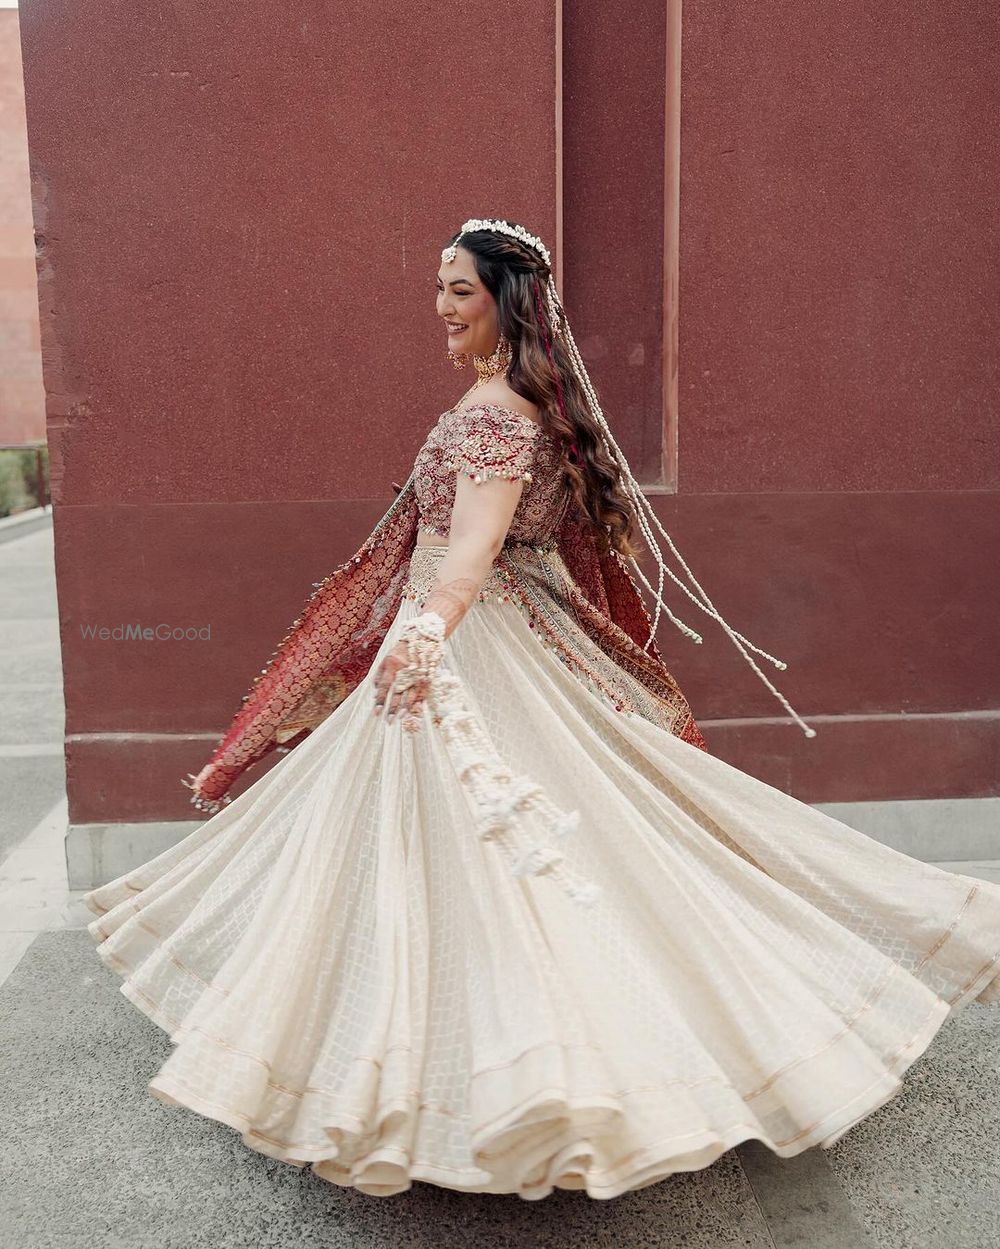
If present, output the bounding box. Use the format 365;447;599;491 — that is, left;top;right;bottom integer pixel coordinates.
443;218;817;739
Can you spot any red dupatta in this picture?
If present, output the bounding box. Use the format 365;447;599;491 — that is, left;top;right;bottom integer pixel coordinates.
185;473;707;812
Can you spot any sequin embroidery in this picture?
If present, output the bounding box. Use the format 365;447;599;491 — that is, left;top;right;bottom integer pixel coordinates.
414;403;569;545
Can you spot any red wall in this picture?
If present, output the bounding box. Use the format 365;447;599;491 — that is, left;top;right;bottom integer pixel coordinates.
0;10;44;444
669;3;1000;795
16;1;999;824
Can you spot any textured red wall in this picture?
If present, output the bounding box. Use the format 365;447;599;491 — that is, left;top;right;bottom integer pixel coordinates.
663;3;1000;797
19;1;558;823
0;10;45;444
16;1;999;824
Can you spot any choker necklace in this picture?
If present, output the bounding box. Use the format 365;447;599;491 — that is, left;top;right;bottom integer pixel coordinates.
448;333;512;394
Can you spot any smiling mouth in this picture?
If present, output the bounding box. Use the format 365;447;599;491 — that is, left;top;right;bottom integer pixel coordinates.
446;323;468;334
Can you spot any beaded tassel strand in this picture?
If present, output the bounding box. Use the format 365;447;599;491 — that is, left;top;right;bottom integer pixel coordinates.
540;274;816;740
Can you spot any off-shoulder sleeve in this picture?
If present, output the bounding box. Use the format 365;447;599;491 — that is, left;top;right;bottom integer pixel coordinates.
448;406;539;489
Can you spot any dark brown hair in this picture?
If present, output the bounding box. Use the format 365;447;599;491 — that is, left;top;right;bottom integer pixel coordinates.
444;221;643;561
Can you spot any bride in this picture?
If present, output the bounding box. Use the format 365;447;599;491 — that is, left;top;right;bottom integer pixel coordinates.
82;217;1000;1201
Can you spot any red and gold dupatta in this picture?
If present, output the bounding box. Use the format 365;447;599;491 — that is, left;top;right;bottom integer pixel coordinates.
185;474;707;812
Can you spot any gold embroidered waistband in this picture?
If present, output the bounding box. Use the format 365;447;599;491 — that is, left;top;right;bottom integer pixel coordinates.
402;540;559;604
403;545;511;602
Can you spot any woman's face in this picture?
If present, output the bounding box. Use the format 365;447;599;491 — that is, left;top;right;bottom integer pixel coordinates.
436;246;498;358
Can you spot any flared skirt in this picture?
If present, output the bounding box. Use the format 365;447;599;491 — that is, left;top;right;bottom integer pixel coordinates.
82;546;1000;1199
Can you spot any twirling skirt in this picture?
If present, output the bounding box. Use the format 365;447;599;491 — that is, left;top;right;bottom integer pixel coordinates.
82;544;1000;1200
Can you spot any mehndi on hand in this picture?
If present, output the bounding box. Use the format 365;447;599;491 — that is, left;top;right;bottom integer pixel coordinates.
372;610;447;730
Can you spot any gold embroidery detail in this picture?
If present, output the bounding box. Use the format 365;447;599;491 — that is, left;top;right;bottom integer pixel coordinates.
414;404;567;546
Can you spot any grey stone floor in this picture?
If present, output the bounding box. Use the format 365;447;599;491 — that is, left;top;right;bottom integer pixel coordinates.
2;517;998;1249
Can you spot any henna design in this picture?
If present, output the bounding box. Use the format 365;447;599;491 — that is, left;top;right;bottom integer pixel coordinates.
422;576;480;637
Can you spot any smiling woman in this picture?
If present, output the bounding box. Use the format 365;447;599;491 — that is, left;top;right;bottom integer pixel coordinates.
81;217;1000;1202
436;254;493;358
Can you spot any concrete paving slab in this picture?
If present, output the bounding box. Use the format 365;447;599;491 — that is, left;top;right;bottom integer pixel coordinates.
0;689;65;747
929;862;1000;887
0;755;66;861
739;1140;873;1247
0;565;58;618
0;932;35;984
0;508;53;548
0;620;63;684
824;1002;1000;1249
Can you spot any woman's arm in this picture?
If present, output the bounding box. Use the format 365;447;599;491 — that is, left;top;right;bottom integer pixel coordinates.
372;472;525;722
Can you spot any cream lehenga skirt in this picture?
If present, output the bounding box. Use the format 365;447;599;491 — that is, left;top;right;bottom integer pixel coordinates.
83;544;1000;1200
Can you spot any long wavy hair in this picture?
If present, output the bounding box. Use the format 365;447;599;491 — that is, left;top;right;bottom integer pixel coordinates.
444;222;644;562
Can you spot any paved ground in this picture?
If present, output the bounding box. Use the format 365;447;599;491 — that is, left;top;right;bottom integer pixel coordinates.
1;517;998;1249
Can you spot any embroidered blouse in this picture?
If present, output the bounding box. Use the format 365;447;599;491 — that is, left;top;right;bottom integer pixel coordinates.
413;402;570;546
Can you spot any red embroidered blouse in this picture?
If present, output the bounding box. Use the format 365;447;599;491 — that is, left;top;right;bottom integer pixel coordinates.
413;403;570;545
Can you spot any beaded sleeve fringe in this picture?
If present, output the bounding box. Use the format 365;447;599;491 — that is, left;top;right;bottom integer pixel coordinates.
450;460;534;487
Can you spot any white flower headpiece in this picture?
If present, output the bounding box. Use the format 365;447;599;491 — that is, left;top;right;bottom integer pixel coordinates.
442;217;551;267
441;216;817;738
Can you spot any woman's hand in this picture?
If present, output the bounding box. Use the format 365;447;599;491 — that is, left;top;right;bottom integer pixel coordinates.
184;762;217;794
372;637;431;725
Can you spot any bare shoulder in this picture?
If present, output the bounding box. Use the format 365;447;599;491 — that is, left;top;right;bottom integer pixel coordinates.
462;381;542;427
